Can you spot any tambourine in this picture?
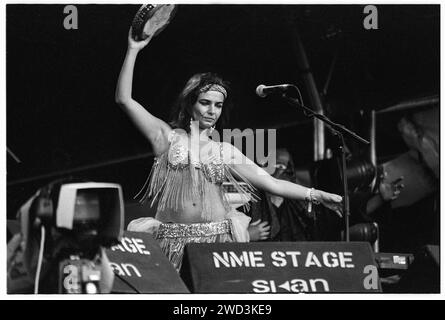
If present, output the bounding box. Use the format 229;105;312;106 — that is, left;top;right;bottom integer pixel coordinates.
131;4;177;41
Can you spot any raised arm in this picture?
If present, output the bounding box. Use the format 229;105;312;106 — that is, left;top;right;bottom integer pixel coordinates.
222;142;343;216
115;29;172;156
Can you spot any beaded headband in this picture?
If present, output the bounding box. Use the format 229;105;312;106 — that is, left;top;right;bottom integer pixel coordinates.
199;83;227;99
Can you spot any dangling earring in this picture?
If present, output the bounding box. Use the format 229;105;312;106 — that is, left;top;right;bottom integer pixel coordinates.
189;117;198;133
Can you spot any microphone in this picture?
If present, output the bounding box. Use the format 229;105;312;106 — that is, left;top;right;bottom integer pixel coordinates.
256;84;293;98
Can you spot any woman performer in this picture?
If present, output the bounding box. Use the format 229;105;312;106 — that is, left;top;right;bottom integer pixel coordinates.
115;29;343;270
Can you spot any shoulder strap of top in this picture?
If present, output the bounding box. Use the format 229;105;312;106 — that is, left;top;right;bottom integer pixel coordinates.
219;142;224;161
168;130;177;143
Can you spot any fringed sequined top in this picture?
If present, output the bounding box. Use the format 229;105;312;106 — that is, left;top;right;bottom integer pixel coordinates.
135;129;258;221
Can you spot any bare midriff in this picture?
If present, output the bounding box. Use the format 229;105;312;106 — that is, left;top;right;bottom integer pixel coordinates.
154;183;228;223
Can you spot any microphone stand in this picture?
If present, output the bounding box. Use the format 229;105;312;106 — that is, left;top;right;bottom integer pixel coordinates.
279;90;369;242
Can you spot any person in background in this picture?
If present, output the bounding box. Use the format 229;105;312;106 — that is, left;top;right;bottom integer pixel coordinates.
349;169;405;250
350;170;404;224
249;148;318;241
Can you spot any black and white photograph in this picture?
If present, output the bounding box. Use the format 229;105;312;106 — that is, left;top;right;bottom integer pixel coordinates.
5;2;440;299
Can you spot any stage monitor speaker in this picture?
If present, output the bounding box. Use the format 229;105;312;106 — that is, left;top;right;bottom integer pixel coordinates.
106;231;189;293
180;241;381;293
396;245;439;293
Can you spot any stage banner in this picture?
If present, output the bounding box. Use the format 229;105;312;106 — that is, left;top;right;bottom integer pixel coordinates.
106;231;189;293
181;241;381;293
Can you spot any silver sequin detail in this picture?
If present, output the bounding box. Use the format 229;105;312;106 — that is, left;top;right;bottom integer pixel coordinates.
201;155;224;184
167;139;225;184
199;83;227;98
168;143;187;166
156;220;232;239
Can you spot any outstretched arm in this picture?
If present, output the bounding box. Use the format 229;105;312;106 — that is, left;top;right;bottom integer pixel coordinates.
222;142;343;216
115;28;172;156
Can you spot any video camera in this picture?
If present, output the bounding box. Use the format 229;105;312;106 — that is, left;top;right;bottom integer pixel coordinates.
8;179;124;294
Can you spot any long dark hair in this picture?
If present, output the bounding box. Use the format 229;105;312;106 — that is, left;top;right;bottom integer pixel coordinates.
169;72;232;133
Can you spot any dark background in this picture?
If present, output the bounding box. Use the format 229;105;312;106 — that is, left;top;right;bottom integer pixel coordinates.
7;5;439;240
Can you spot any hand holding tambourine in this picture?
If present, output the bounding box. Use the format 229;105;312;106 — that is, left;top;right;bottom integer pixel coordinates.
130;4;177;42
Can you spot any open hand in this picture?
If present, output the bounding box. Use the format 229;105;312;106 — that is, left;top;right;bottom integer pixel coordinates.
314;190;343;218
248;220;271;241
